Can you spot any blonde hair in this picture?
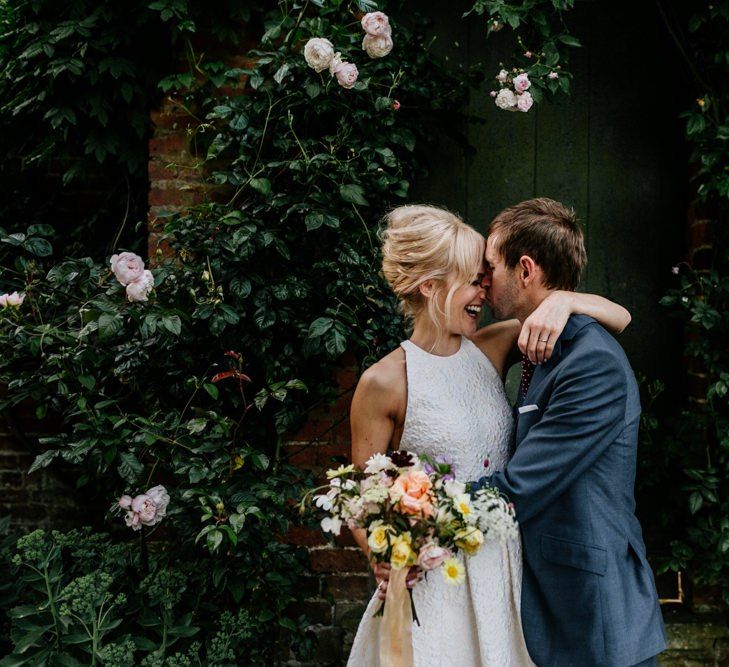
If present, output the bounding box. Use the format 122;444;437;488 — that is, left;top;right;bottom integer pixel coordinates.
380;204;485;342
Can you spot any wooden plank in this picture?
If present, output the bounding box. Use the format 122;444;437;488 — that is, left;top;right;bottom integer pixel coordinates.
586;1;684;379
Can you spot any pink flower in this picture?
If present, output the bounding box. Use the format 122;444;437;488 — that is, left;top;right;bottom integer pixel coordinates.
303;37;335;73
517;91;534;112
392;100;401;111
0;291;25;308
496;69;509;83
118;495;133;509
123;485;169;531
524;51;533;58
390;470;434;518
489;90;497;98
417;543;451;571
548;71;559;80
110;252;145;286
362;33;393;59
513;73;531;92
332;61;359;90
361;11;391;37
126;270;154;302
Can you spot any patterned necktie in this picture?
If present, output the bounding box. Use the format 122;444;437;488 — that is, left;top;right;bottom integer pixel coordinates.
520;353;536;399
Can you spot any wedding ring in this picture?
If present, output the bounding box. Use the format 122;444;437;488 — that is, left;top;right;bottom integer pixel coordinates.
538;338;549;343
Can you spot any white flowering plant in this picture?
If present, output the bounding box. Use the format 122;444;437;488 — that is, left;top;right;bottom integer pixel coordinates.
303;450;518;600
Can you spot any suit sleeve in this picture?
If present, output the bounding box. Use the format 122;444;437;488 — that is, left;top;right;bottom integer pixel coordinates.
475;346;627;524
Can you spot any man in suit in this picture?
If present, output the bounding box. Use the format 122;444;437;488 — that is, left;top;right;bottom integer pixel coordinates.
473;198;666;666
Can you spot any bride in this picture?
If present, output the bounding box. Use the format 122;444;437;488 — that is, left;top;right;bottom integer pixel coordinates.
346;205;630;666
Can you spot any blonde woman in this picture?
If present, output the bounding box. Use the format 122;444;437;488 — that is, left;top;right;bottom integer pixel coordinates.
346;205;631;666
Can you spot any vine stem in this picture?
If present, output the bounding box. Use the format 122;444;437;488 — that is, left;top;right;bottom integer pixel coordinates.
42;564;62;650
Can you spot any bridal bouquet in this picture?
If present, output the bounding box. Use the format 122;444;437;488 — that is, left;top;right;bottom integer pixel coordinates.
307;449;517;588
304;451;517;665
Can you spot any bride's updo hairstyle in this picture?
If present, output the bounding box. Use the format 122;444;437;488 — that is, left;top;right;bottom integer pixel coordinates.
381;205;484;339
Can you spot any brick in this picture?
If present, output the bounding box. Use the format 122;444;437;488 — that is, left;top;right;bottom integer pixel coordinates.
286;525;327;547
323;574;372;600
334;600;368;632
149;134;188;158
283;443;350;471
309;547;369;573
333;527;358;548
313;627;344;665
148;186;206;208
289;599;332;625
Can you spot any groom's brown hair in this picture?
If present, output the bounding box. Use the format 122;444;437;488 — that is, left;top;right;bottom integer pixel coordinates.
488;197;586;291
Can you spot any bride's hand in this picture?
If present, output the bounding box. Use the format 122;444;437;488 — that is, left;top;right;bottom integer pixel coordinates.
519;291;574;364
373;562;423;599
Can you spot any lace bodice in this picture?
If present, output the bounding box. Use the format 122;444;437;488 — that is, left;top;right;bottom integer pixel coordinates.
399;336;514;480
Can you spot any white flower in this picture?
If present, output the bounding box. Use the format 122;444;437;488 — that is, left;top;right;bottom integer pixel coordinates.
326;464;356;479
126;270;154;302
361;11;391;37
495;88;517;110
110;252;145;286
304;37;335;73
362;33;393;59
328;52;343;76
332;61;359;90
496;69;509;83
443;479;466;498
671;266;680;275
0;291;25;308
453;493;475;522
364;453;393;474
321;516;343;535
441;557;466;585
362;485;389;504
548;71;559;80
517;91;534;113
314;494;332;511
513;73;531;92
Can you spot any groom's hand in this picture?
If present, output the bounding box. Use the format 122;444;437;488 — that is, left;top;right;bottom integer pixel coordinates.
373;563;423;599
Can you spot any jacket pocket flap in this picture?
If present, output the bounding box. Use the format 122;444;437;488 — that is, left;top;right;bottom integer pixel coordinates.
541;534;607;576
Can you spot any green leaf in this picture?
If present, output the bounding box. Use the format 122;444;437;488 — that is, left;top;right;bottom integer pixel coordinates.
250;178;272;196
339;184;368;206
308;317;333;338
28;450;58;474
273;63;290;85
78;375;95;390
98;314;123;338
161;315;182;335
305;81;320;99
22;237;52;257
207;529;223;551
118;451;143;482
203;383;219;400
557;34;582;47
689;492;703;514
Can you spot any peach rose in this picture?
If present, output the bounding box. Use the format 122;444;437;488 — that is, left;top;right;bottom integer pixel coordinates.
390;470;434;517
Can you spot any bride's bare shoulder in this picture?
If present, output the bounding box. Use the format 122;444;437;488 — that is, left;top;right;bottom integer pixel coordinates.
353;347;407;415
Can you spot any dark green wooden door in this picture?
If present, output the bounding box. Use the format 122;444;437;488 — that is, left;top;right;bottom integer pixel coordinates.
413;0;686;383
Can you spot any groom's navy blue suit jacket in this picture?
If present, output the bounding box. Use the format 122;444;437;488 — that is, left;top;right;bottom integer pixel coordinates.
475;314;666;667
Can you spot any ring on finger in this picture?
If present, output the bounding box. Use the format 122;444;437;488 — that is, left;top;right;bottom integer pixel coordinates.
538;338;549;343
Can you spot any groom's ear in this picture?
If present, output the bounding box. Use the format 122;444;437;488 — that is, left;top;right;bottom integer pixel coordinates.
518;255;539;287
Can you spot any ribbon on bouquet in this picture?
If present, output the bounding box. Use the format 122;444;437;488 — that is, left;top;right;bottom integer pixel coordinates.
379;567;414;667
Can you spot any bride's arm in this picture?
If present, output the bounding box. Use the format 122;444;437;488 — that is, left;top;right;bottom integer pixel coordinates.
350;355;411;599
520;291;631;363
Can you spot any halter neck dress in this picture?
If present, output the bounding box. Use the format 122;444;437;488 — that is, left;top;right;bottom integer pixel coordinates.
347;336;534;666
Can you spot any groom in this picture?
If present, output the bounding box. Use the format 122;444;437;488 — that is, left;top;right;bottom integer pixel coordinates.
473;198;666;666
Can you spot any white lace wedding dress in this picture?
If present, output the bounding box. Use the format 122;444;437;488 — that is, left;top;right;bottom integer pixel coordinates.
347;336;534;666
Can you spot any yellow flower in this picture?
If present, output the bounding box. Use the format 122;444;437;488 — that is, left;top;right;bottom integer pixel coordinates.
454;527;484;556
326;464;356;479
367;523;392;554
389;533;415;570
441;557;466;585
232;455;245;470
